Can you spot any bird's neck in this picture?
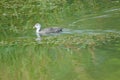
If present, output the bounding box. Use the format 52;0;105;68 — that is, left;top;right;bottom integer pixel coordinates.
36;28;40;33
36;28;41;38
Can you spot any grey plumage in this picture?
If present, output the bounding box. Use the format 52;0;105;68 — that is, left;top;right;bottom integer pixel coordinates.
39;27;62;34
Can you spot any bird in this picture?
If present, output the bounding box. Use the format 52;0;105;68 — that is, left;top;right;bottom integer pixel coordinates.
33;23;62;40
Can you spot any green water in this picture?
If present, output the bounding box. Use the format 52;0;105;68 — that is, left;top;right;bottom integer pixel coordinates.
0;1;120;80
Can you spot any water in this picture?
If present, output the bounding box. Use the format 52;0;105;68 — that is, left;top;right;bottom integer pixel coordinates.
0;7;120;80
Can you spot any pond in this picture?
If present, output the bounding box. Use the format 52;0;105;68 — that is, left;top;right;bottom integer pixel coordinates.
0;5;120;80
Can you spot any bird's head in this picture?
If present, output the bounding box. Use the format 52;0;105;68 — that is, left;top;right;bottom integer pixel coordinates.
33;23;41;29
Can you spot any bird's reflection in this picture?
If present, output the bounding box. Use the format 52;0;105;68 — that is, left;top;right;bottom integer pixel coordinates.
35;35;42;44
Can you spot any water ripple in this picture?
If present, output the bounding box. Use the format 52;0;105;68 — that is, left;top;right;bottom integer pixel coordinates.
62;29;120;35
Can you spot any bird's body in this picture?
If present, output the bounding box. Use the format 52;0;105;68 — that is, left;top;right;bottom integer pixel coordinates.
34;23;62;39
39;27;62;34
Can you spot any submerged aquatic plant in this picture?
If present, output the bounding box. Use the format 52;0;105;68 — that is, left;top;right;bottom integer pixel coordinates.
0;32;120;48
0;32;120;80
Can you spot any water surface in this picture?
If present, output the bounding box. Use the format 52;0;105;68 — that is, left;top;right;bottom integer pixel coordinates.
0;7;120;80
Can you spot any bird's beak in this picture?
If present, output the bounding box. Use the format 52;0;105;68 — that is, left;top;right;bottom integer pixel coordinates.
33;26;35;29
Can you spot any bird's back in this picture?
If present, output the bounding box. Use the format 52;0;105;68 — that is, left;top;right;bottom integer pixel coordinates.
40;27;62;34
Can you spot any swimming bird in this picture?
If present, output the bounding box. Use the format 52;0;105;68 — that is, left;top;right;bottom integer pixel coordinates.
33;23;62;36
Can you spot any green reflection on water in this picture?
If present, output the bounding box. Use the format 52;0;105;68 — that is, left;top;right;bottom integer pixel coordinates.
0;35;120;80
